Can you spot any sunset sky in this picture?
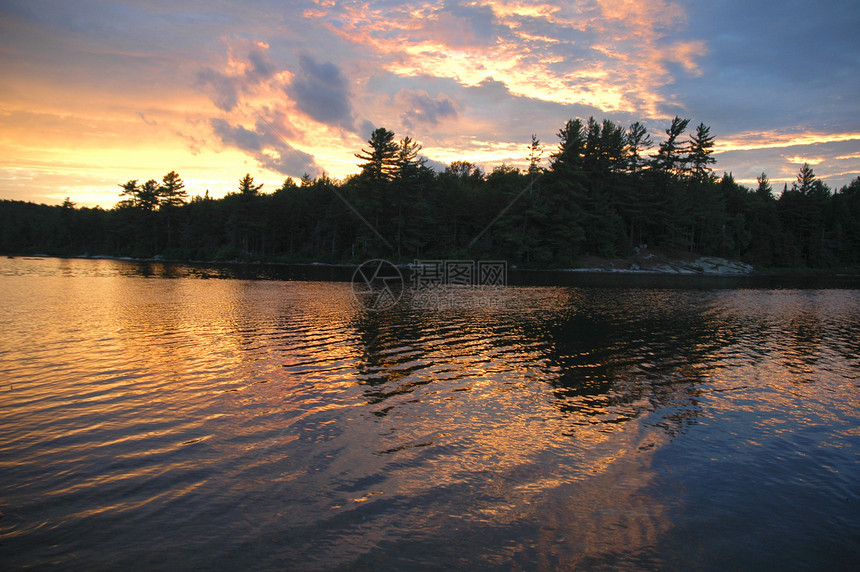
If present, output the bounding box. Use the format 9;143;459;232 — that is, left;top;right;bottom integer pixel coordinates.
1;0;858;207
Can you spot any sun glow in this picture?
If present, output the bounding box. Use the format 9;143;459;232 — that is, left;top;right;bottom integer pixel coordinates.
2;0;857;206
715;131;860;154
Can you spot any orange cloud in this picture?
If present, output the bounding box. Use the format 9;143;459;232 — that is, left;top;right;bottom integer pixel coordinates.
434;139;526;163
307;0;706;117
785;155;825;166
715;130;860;153
835;152;860;161
488;2;562;20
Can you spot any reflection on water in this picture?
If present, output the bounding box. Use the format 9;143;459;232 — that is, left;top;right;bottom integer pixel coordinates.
1;258;858;570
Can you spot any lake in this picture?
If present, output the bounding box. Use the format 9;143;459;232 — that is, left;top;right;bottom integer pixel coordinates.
1;257;858;570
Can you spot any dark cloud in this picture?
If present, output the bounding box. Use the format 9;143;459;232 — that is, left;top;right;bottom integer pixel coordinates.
418;1;502;48
210;116;321;177
357;119;377;140
210;118;263;150
395;90;457;129
195;42;334;177
195;41;278;112
463;77;612;139
246;43;274;80
663;0;860;134
196;67;241;111
286;53;356;132
420;156;447;173
471;77;511;100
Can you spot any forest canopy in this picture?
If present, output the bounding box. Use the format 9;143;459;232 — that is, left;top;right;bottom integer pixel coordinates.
2;116;859;269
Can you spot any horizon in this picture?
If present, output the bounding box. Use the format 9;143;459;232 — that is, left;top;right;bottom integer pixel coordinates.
2;0;859;208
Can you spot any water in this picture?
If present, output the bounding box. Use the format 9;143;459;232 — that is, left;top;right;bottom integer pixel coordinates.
1;257;858;570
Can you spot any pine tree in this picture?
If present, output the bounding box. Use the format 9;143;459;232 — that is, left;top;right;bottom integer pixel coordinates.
625;121;652;173
550;119;586;170
794;163;817;196
234;174;264;254
159;171;187;248
688;123;716;181
118;180;140;209
138;180;161;212
654;116;690;175
527;134;544;176
756;172;773;200
543;118;588;263
395;136;425;180
355;127;399;181
238;173;263;196
160;171;187;208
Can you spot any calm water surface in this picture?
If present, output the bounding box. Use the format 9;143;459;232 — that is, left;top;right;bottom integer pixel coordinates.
1;258;858;570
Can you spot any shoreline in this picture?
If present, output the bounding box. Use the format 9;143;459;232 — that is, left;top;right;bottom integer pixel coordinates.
6;252;860;279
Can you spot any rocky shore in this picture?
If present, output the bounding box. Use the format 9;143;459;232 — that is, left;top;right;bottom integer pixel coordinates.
570;251;754;275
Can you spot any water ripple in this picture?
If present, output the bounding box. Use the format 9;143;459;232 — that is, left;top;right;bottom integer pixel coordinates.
1;259;858;569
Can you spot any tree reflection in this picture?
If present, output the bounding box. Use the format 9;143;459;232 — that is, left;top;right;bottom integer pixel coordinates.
347;283;860;445
349;288;713;437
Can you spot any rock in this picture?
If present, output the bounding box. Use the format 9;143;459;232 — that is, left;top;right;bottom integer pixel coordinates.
694;257;753;275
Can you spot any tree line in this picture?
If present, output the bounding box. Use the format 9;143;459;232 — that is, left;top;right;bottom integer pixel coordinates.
2;116;859;269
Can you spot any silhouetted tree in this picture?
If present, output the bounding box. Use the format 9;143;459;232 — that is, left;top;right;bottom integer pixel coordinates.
356;127;399;182
138;180;161;212
654;116;691;175
238;173;263;197
394;136;424;179
8;114;860;270
756;172;773;200
233;174;264;254
551;119;586;171
833;177;860;264
160;171;187;208
527;134;544;176
118;180;140;209
159;171;187;248
688;123;716;181
543;119;588;264
625;121;652;174
778;163;831;266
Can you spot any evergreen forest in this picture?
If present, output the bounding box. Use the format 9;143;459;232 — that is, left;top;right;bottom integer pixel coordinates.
2;116;859;269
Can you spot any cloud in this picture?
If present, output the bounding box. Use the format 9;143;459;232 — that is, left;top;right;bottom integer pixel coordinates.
195;39;277;112
245;41;274;80
196;67;241;112
394;89;458;129
2;0;858;205
659;0;860;135
307;0;709;117
285;53;357;132
193;39;343;177
357;119;377;140
420;155;447;173
785;155;825;166
210;116;321;177
415;2;502;48
714;138;860;191
715;131;860;154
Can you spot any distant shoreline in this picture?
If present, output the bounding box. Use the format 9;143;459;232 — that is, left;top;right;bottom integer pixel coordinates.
6;253;860;282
